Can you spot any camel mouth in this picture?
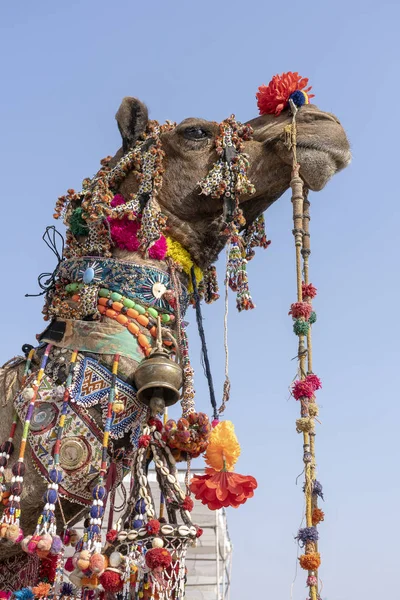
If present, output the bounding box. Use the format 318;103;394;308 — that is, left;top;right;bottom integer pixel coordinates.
296;141;352;172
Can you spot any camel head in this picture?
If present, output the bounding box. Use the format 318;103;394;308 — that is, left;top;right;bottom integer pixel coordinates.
112;96;350;269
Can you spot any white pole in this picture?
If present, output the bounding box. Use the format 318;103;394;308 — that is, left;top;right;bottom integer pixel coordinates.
216;509;221;600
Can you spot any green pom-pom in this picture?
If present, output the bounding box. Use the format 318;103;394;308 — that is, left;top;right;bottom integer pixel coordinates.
309;311;317;325
69;207;88;236
293;319;310;336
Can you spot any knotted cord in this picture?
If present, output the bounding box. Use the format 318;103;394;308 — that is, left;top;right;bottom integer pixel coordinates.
25;226;65;297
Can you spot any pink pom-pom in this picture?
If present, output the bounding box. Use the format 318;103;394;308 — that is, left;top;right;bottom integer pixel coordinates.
302;282;317;299
111;194;126;208
212;419;219;428
148;236;167;260
27;536;40;554
289;302;312;320
15;528;24;544
306;374;322;392
292;380;315;400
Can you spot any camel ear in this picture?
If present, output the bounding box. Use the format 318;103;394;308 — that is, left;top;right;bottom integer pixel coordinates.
116;97;149;152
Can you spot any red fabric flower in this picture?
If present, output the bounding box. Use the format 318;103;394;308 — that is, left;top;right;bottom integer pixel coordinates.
302;282;317;299
256;72;314;116
146;519;160;535
190;469;257;510
182;496;194;512
106;529;118;543
148;418;163;432
145;548;172;570
139;435;151;448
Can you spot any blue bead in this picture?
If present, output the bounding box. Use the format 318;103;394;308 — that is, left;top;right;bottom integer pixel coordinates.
133;519;143;529
90;505;104;518
83;267;95;284
44;489;58;504
92;485;106;500
135;499;146;514
90;524;100;535
49;469;63;484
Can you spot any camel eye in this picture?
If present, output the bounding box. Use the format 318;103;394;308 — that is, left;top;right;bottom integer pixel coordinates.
183;127;210;140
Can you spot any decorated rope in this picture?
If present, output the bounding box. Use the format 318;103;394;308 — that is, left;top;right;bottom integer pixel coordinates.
20;350;80;560
0;349;35;506
0;344;52;542
287;108;322;600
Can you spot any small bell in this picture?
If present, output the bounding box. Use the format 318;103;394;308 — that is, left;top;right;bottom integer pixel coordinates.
134;318;182;412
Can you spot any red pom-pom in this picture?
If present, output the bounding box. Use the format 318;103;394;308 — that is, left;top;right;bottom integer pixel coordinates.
182;496;194;512
138;435;151;449
106;529;118;543
256;72;314;116
64;557;74;572
148;418;163;432
145;548;172;570
145;519;160;535
99;570;123;593
195;527;203;538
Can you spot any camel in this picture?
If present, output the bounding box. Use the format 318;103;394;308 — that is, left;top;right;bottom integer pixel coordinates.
0;94;350;589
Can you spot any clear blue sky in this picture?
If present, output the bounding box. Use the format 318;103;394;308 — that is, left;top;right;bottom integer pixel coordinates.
1;1;399;598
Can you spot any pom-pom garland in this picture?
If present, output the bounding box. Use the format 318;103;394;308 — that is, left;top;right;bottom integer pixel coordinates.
163;412;211;459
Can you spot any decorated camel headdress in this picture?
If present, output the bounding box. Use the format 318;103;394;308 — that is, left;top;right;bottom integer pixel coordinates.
0;72;335;600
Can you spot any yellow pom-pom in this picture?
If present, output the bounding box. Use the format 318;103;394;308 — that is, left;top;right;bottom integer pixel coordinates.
205;421;241;471
165;236;203;292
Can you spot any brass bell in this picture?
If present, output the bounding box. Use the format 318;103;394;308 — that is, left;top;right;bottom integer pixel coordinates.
134;317;183;410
